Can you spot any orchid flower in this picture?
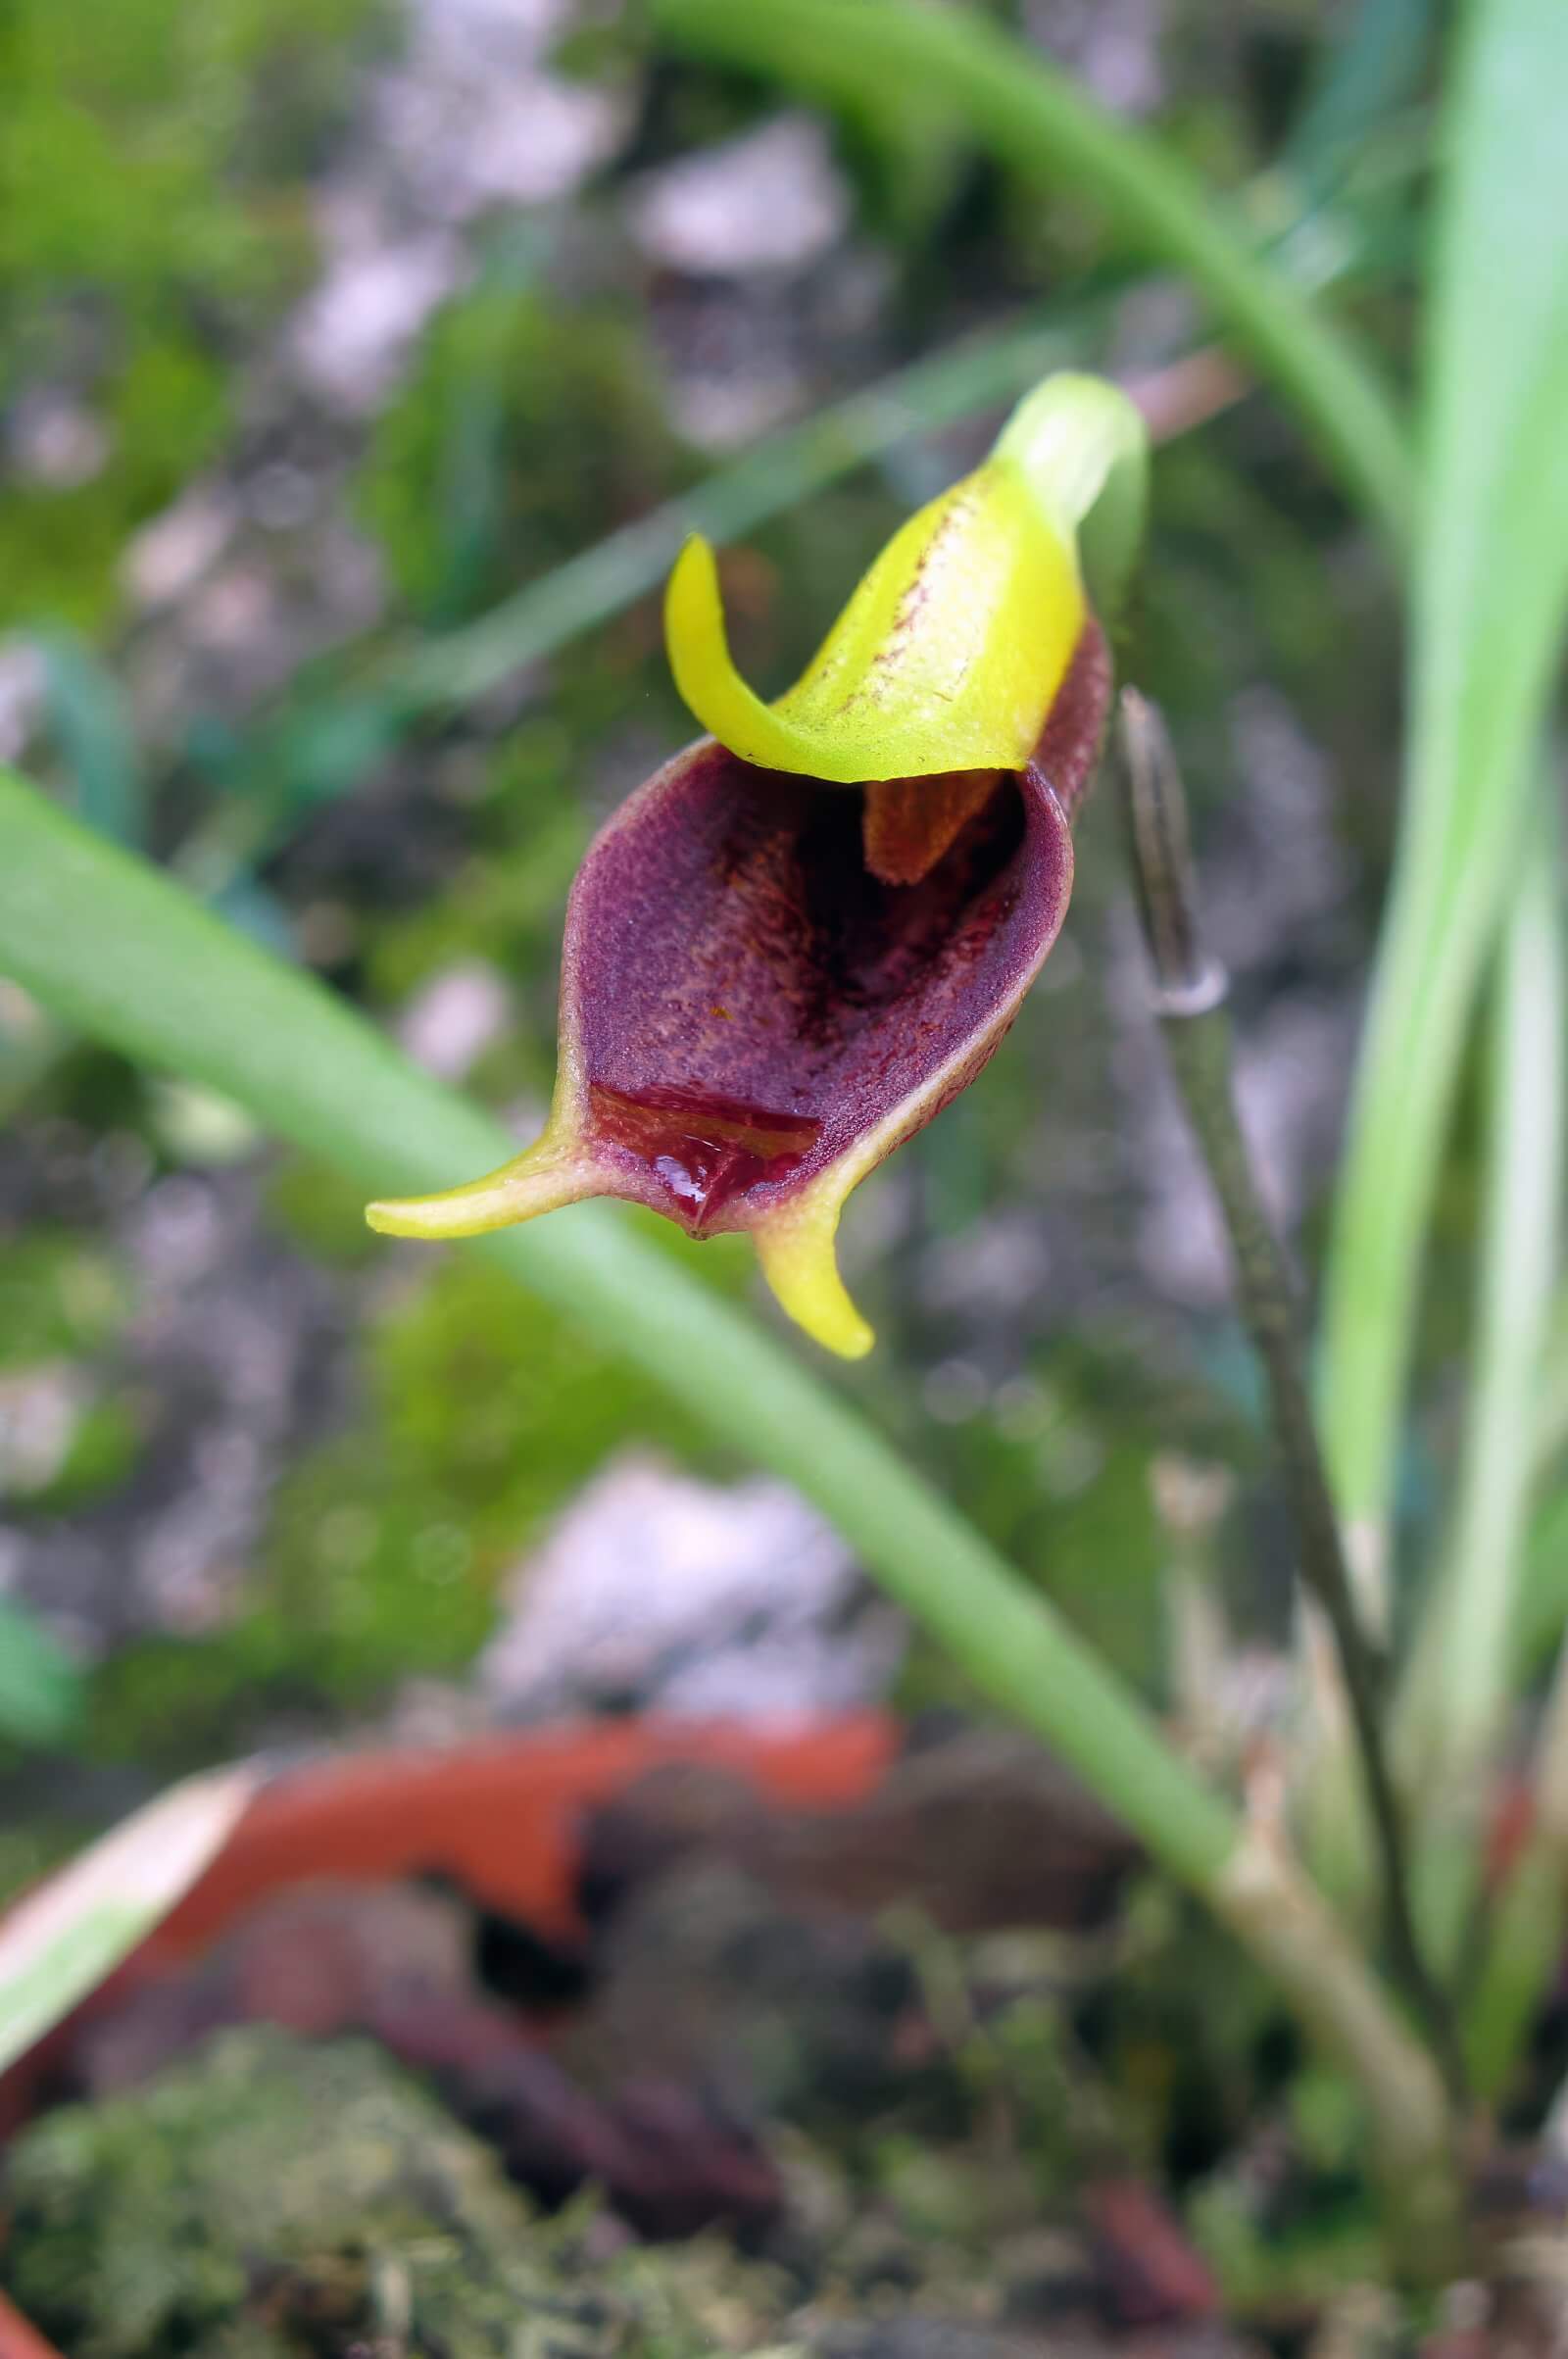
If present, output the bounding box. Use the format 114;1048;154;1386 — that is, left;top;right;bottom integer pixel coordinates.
368;372;1147;1358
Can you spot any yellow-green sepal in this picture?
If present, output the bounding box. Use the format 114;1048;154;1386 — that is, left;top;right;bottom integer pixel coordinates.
993;369;1148;622
664;369;1147;787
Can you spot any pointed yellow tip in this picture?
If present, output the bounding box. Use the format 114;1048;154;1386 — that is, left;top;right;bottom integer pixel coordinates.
366;1142;596;1241
665;472;1087;785
664;533;801;773
753;1198;874;1360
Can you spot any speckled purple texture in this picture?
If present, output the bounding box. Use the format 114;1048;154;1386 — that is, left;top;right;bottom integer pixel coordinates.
553;621;1109;1234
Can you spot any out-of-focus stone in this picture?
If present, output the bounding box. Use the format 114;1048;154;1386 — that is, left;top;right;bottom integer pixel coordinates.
630;115;851;278
480;1451;905;1722
396;959;514;1082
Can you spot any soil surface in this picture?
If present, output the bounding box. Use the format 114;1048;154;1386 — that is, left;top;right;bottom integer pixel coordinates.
5;1731;1567;2355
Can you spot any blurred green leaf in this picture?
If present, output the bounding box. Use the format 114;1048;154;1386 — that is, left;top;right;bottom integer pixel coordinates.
0;1766;258;2074
1284;0;1435;203
0;1598;84;1747
1395;819;1565;1785
1320;0;1568;1556
34;631;145;848
1516;1486;1568;1679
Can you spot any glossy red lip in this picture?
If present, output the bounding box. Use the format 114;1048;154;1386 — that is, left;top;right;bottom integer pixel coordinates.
585;1085;824;1231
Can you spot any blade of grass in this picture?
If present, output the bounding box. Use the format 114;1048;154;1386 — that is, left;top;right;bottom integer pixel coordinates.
1534;1290;1568;1471
648;0;1413;552
1396;817;1566;1792
0;766;1456;2230
1501;1289;1568;1678
1515;1488;1568;1682
1282;0;1435;207
1318;0;1568;1569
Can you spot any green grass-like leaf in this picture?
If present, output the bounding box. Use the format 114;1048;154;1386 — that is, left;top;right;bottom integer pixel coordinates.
1319;0;1568;1555
34;632;146;850
1396;821;1565;1789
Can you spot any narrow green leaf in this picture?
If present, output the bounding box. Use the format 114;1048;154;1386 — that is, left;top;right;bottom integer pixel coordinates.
648;0;1413;550
1284;0;1435;204
1319;0;1568;1553
1535;1290;1568;1472
0;1766;258;2074
1510;1297;1568;1676
1463;1619;1568;2095
1395;820;1565;1787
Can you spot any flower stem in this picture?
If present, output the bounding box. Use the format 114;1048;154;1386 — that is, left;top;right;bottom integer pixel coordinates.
1116;690;1465;2106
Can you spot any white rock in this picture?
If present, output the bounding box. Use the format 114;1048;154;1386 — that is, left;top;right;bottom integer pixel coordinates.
630;115;850;277
482;1451;904;1720
396;960;514;1082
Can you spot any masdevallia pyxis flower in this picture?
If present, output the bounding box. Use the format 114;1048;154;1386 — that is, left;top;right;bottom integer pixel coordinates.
368;372;1147;1358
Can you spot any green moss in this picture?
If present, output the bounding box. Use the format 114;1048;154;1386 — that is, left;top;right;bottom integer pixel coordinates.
0;0;381;626
1;2026;803;2358
2;2028;608;2358
0;0;375;292
1188;2164;1386;2324
263;1156;389;1267
91;1231;750;1764
22;1396;142;1513
0;1231;129;1368
266;1240;737;1682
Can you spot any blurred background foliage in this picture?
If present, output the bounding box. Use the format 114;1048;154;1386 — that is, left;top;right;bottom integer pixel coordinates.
0;0;1469;1858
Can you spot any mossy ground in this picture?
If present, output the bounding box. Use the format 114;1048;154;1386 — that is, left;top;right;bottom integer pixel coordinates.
2;2025;795;2359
